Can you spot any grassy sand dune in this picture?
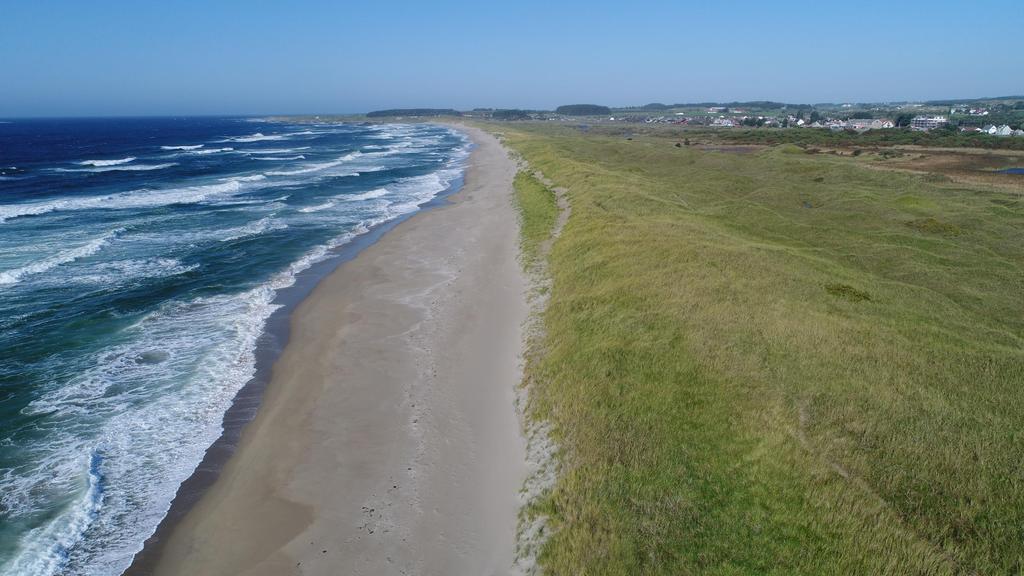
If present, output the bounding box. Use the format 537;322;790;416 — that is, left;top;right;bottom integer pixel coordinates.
514;171;560;269
500;123;1024;574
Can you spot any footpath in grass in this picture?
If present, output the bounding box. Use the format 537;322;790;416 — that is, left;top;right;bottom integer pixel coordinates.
496;122;1024;575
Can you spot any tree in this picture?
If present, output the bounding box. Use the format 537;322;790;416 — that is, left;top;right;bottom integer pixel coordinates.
491;109;531;120
895;113;914;128
555;104;612;116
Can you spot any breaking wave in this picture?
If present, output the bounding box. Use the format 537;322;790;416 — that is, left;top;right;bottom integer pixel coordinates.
77;158;135;167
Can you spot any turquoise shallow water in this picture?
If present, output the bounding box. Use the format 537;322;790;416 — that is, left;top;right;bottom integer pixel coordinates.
0;118;469;575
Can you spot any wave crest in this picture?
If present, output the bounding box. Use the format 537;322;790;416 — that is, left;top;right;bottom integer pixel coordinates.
160;145;203;151
77;158;135;167
0;229;122;286
55;163;177;174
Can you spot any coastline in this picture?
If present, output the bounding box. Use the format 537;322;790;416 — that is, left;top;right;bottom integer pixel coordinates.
124;131;468;575
128;125;529;575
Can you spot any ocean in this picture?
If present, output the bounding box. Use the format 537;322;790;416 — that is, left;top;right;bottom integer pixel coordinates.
0;117;470;575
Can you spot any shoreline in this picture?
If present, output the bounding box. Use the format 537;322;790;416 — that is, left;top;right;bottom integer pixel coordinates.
124;135;468;575
127;125;529;575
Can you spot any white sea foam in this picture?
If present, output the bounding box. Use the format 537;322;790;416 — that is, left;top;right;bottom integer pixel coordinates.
54;163;177;174
240;146;310;154
253;155;305;161
298;201;335;213
265;155;358;176
0;229;122;286
0;202;60;222
77;158;135;167
188;147;233;155
220;217;288;241
2;451;103;576
341;188;389;202
67;258;200;286
0;179;249;223
224;174;267;183
159;145;203;151
225;132;286;143
212;193;288;208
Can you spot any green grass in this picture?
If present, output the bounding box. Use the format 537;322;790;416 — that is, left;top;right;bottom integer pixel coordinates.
493;122;1024;575
513;171;559;268
564;123;1024;151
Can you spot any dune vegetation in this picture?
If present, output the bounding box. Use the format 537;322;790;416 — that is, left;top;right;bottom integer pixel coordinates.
501;122;1024;575
513;170;560;269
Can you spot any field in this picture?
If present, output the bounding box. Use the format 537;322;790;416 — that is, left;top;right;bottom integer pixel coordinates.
574;124;1024;152
498;122;1024;574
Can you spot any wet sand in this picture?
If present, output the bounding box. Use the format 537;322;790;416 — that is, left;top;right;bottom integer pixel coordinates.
142;125;528;575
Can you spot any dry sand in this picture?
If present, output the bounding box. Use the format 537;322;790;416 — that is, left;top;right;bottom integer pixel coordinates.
144;125;528;575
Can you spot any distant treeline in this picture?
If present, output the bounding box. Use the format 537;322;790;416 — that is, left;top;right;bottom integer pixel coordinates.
491;109;534;120
637;101;814;111
555;104;612;116
365;108;462;118
924;95;1024;106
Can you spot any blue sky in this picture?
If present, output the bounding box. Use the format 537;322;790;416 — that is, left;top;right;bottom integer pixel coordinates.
1;0;1021;116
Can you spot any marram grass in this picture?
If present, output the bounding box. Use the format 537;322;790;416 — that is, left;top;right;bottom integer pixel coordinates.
496;122;1024;575
514;170;559;269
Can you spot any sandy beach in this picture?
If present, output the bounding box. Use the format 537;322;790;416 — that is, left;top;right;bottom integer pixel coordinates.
139;125;528;575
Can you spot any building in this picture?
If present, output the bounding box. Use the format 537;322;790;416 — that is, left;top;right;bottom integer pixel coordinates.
847;118;895;131
982;125;1013;136
911;115;948;131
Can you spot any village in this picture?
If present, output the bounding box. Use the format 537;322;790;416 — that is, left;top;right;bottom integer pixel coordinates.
465;97;1024;137
619;109;1024;136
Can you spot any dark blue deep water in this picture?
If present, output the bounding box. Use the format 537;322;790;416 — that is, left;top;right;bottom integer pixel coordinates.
0;118;468;575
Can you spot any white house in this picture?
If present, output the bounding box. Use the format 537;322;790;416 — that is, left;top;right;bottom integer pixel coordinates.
983;124;1014;136
848;119;895;131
